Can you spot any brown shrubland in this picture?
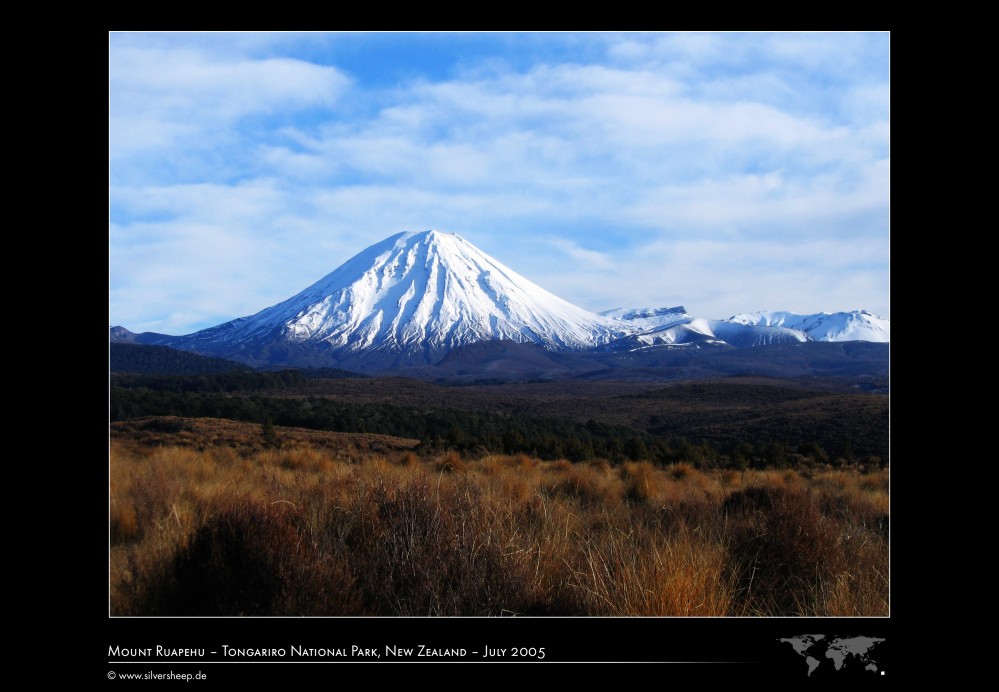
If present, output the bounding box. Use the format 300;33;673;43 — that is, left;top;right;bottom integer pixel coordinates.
109;419;888;616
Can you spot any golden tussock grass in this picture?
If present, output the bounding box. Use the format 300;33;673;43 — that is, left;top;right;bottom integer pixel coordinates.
110;428;888;617
434;450;466;474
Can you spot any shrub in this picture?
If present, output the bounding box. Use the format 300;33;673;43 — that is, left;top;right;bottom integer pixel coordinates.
136;502;347;615
109;501;139;545
434;450;466;474
668;462;694;480
354;478;529;615
723;486;846;615
622;462;661;505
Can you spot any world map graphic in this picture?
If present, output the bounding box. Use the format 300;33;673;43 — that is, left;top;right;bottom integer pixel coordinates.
778;634;885;677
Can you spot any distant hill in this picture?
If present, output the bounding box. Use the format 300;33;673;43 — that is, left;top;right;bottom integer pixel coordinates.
109;343;253;375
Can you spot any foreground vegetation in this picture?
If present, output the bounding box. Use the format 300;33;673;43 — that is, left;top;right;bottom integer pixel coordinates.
110;418;888;616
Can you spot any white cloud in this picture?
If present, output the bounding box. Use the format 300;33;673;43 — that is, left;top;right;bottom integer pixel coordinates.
109;33;889;334
109;47;348;116
109;43;351;169
544;238;613;269
625;158;888;236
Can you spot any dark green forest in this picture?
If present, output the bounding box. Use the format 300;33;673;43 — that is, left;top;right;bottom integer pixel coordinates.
109;382;885;468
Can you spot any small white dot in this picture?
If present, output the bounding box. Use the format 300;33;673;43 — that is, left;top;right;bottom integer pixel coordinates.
881;671;885;676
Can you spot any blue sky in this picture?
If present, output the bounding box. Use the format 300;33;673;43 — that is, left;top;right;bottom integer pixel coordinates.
109;32;889;335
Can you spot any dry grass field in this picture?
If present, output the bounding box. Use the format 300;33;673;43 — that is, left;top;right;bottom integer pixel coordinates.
109;417;888;616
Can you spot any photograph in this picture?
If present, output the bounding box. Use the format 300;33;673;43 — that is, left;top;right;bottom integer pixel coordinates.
108;30;889;677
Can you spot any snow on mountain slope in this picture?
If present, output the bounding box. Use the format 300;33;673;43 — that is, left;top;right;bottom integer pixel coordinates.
169;230;627;360
706;320;810;347
599;306;690;330
608;314;808;350
726;310;890;343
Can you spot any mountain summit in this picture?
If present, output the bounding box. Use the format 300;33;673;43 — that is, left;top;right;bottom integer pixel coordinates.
150;230;625;368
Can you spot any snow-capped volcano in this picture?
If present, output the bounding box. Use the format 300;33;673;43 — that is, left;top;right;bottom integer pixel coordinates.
115;230;889;372
726;310;890;343
155;230;626;367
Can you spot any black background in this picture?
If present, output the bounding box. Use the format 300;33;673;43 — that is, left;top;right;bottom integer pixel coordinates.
103;614;891;680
